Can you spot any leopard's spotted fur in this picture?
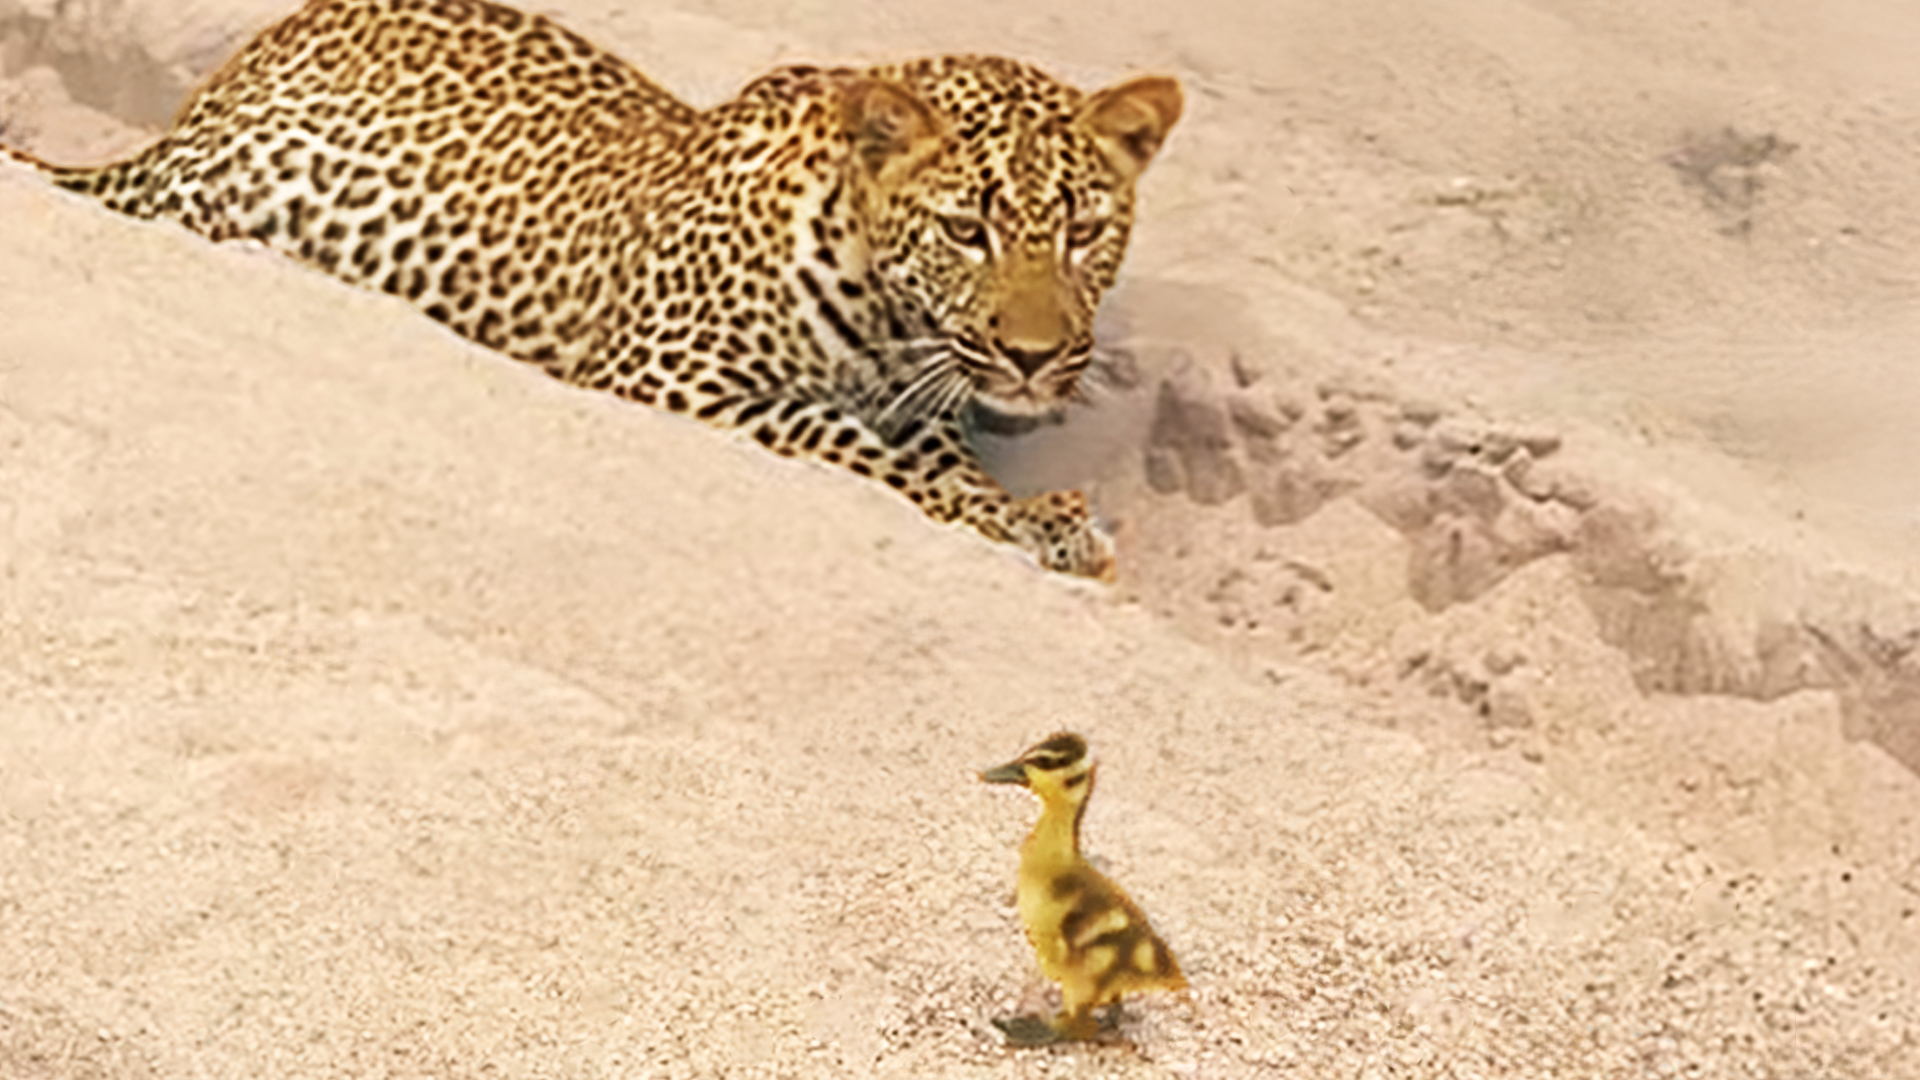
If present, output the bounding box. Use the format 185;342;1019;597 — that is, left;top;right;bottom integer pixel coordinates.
3;0;1182;577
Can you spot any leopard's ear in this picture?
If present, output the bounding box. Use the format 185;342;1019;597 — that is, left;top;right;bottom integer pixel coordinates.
843;78;945;183
1076;74;1183;181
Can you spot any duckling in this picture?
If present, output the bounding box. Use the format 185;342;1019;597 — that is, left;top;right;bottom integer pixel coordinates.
980;732;1186;1045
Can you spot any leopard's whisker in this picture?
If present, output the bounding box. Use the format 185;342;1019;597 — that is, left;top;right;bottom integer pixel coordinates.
876;336;949;359
876;351;961;431
931;367;976;420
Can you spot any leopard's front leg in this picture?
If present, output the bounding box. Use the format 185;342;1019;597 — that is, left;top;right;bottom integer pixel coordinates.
718;397;1115;579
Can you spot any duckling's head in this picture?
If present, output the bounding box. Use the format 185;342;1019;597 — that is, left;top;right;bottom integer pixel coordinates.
980;731;1094;806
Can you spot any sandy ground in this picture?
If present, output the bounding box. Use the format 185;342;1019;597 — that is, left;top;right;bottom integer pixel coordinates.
4;1;1920;1077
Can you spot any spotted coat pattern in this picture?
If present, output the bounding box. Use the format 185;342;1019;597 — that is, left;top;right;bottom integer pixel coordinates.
7;0;1183;577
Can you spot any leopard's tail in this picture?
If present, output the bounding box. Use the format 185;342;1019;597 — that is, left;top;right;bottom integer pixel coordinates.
0;140;52;173
2;137;184;220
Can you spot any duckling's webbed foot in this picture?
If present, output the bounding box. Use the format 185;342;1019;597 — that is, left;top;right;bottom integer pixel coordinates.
991;1014;1063;1046
994;1004;1124;1046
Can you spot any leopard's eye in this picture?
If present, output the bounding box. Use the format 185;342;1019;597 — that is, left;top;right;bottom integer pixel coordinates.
939;214;989;249
1066;218;1107;248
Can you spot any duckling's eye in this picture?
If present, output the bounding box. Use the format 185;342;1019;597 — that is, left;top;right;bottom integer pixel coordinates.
939;214;990;249
1066;218;1107;248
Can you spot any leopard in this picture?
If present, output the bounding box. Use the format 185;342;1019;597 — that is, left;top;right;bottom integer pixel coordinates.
1;0;1182;579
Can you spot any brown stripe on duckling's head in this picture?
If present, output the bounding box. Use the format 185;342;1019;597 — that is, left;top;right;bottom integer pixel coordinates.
979;731;1089;786
1023;732;1088;770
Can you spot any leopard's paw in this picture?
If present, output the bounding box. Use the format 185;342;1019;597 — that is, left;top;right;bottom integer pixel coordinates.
1004;489;1116;581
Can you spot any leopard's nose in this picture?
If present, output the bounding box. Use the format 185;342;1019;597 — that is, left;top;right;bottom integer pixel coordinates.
996;339;1065;376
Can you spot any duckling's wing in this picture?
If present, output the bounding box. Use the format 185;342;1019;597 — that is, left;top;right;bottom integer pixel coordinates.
1057;867;1187;1004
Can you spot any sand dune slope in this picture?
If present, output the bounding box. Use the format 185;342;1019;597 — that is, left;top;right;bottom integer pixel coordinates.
1;160;1916;1079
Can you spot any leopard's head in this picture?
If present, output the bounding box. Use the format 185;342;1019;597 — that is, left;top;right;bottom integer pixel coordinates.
843;58;1182;417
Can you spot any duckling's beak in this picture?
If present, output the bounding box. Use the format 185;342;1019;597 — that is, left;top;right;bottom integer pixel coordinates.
979;760;1031;786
